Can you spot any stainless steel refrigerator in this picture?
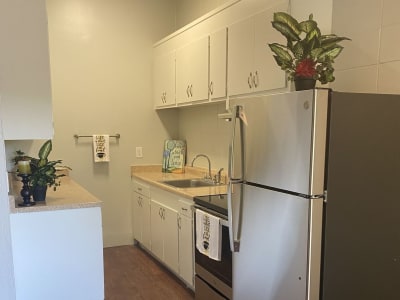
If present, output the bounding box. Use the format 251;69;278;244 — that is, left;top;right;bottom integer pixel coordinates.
224;89;400;300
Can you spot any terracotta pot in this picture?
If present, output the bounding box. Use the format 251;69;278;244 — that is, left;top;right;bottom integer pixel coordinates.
294;77;316;91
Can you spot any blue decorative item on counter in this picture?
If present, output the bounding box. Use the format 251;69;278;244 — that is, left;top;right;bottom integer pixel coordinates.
162;140;186;173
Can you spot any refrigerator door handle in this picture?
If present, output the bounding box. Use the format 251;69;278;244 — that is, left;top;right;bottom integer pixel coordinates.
227;105;245;252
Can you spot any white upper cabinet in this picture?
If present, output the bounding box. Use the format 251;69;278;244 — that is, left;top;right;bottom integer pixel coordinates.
0;0;53;140
228;8;286;96
154;51;176;108
209;28;228;100
176;36;209;105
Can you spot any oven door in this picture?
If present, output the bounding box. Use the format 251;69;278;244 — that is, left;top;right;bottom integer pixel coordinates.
195;206;232;299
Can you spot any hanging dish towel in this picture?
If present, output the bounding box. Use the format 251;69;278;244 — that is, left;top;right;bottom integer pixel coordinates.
196;209;222;261
93;134;110;162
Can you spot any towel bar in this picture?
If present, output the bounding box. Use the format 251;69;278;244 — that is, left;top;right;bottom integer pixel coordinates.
73;133;121;139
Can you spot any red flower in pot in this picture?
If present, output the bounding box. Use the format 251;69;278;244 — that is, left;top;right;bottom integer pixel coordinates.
295;58;317;79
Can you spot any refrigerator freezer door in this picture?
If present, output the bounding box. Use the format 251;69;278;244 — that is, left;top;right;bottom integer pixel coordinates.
230;90;328;196
232;184;310;299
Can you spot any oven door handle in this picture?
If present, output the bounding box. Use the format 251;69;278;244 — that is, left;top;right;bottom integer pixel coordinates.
194;204;228;226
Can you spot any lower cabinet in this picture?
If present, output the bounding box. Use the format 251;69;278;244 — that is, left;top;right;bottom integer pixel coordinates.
132;191;151;249
151;199;179;274
132;180;151;249
132;180;195;288
178;200;194;286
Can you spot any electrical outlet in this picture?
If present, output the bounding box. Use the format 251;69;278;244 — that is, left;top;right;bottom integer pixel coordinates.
136;147;143;158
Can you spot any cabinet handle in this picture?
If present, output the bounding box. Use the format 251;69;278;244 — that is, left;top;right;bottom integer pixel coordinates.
253;71;259;88
181;207;188;211
209;81;214;95
248;72;253;88
159;207;162;218
162;208;166;220
186;85;190;97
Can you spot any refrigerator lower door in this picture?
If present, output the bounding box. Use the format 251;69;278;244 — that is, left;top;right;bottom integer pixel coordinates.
232;184;310;300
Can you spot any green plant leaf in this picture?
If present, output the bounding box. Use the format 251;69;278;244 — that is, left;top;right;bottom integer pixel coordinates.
269;43;293;63
38;140;52;160
318;46;343;60
299;20;318;33
321;35;351;48
293;41;305;59
273;12;301;35
271;21;300;41
306;28;321;43
310;47;323;60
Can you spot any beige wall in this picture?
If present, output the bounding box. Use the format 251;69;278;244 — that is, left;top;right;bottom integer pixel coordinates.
331;0;400;94
175;0;232;28
46;0;178;247
178;102;231;172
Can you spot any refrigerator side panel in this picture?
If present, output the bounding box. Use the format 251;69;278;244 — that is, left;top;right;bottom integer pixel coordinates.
232;184;310;300
309;90;329;196
322;92;400;300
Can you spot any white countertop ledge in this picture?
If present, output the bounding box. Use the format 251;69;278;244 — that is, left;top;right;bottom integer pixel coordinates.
9;176;102;214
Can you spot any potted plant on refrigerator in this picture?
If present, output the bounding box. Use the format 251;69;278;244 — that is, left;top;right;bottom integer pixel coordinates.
268;12;350;90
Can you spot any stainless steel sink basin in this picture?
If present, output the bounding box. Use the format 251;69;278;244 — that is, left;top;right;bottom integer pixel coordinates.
162;178;217;188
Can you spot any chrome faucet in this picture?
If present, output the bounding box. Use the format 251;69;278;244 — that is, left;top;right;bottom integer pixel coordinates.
215;167;224;184
191;154;212;180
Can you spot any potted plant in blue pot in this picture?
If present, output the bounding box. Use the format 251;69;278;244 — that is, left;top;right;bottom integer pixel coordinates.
29;140;70;201
268;12;350;90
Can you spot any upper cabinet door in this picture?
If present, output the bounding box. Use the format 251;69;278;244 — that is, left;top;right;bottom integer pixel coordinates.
228;8;287;97
0;0;53;140
176;36;209;104
209;28;228;100
253;9;286;92
154;51;176;108
227;17;255;96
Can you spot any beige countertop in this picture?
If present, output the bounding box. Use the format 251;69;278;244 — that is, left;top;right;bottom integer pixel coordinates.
9;175;101;214
131;165;227;199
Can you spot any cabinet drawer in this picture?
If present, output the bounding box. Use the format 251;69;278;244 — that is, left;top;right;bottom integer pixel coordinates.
178;200;193;218
132;180;150;198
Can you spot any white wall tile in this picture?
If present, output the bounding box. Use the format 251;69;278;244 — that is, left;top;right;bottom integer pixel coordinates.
379;23;400;62
335;29;380;70
382;0;400;26
290;0;333;34
378;61;400;94
331;66;378;93
332;0;383;35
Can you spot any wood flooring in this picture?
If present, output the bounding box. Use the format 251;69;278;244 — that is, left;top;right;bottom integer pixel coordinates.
104;245;195;300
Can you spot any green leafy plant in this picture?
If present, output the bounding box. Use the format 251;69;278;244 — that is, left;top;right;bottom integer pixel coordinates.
11;141;71;196
29;140;70;191
268;12;350;84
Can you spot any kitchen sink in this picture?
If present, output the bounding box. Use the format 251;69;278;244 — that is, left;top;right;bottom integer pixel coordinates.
161;178;218;188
